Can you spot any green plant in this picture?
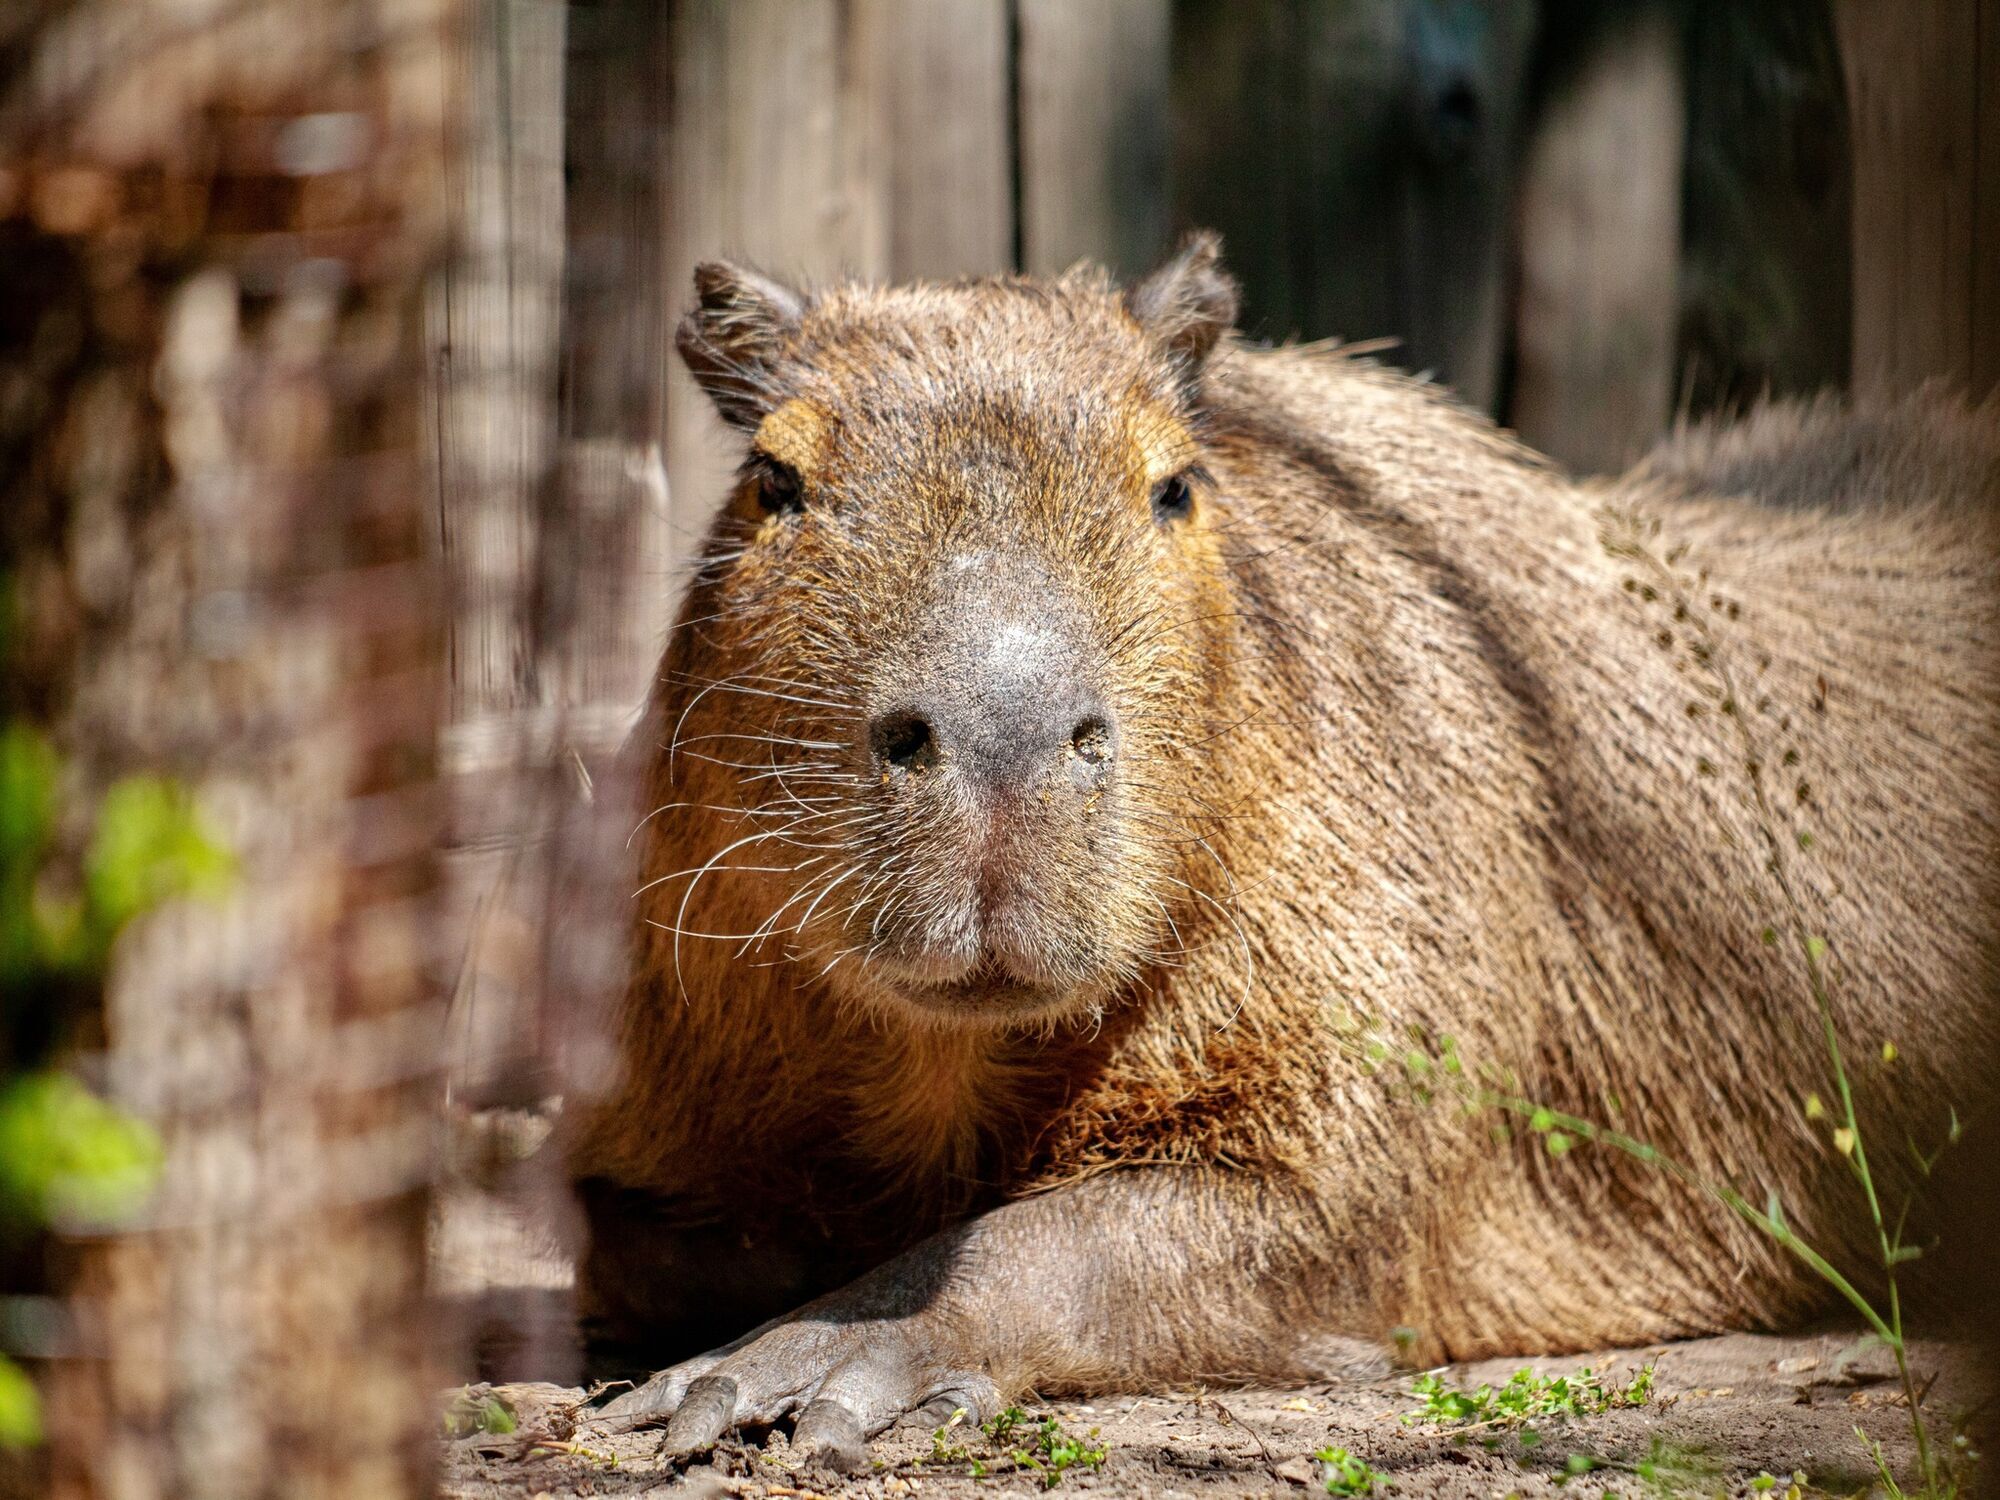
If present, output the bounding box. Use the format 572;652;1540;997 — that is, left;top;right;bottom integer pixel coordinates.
923;1406;1107;1488
1;726;231;987
1408;1365;1654;1435
0;1071;160;1229
928;1406;984;1475
0;1359;38;1449
0;715;232;1448
1316;1445;1388;1496
994;1408;1108;1490
441;1388;517;1439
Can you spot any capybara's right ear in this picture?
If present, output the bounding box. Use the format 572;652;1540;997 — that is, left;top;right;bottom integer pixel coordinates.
676;260;805;429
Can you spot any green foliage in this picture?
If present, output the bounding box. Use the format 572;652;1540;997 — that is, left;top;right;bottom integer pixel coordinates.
0;1071;160;1229
1408;1365;1654;1472
0;716;232;1448
1408;1365;1654;1434
1;724;233;987
925;1406;1106;1488
982;1404;1028;1447
989;1407;1107;1490
929;1407;982;1474
83;776;233;940
1315;1445;1388;1496
0;1356;40;1449
441;1388;518;1439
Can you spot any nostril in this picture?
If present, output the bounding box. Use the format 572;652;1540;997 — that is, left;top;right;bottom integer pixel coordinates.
1069;716;1112;766
872;710;936;772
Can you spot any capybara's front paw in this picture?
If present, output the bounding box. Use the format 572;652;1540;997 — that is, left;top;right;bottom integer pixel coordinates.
595;1292;995;1472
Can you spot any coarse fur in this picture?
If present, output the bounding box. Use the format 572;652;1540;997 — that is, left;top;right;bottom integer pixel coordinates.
570;239;1999;1401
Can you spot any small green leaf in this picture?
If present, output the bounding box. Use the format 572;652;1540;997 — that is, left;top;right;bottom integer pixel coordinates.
1805;936;1827;961
0;1071;161;1229
441;1389;517;1439
0;1354;41;1448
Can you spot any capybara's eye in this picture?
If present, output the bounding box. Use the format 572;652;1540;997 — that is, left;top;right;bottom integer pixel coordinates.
754;457;805;516
1151;471;1195;524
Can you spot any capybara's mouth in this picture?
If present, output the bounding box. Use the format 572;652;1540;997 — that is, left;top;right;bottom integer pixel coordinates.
861;954;1071;1023
892;972;1064;1020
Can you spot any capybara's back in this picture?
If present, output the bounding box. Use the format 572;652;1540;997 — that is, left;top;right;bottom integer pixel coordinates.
576;238;1999;1464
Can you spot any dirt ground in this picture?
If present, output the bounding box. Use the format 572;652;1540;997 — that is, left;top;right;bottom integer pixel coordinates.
436;1330;1983;1499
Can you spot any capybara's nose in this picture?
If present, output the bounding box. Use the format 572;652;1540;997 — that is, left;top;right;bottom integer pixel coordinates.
869;671;1115;792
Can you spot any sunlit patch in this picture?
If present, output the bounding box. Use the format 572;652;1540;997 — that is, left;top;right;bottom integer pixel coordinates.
1125;395;1201;489
754;397;831;477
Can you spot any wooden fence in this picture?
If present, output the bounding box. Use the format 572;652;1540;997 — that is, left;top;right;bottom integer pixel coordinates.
641;0;1997;551
3;3;1995;1496
433;0;2000;1395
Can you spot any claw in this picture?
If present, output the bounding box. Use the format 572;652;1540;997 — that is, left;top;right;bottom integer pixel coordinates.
792;1397;868;1472
660;1373;738;1456
898;1395;966;1429
598;1374;677;1426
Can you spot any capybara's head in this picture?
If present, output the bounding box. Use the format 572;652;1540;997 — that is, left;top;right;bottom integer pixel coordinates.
664;236;1244;1027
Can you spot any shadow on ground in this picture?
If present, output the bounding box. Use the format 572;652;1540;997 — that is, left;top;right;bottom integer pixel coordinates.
437;1331;1982;1499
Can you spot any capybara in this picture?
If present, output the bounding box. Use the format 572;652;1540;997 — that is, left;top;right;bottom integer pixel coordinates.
574;236;1998;1468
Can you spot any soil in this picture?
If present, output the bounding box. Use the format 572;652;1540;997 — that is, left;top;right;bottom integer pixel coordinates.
435;1330;1984;1500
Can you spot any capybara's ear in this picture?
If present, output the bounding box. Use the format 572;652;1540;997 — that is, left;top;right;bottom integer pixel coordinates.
1124;231;1239;388
677;260;805;429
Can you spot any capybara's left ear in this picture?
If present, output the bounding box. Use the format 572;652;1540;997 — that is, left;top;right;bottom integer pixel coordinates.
1124;231;1239;388
677;260;806;429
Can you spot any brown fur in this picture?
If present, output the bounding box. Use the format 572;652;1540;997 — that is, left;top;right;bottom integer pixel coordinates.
571;244;2000;1382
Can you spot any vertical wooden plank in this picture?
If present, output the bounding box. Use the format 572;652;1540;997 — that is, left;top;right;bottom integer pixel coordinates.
439;0;568;727
664;0;890;568
880;0;1012;278
1169;0;1309;336
1677;1;1853;411
1835;0;1982;399
1509;9;1685;473
1973;0;2000;395
1170;0;1534;411
1380;0;1536;411
433;0;567;1098
1017;0;1171;277
435;0;676;1387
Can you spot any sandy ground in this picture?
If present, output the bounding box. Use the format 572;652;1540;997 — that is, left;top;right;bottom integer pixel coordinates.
436;1330;1984;1499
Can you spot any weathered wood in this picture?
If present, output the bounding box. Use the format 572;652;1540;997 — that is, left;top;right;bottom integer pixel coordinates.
433;0;683;1385
1677;1;1852;411
1510;8;1685;473
1835;0;1999;400
879;0;1012;278
663;0;890;564
1017;0;1171;277
0;3;457;1495
1169;0;1535;411
1979;0;2000;396
439;0;569;726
